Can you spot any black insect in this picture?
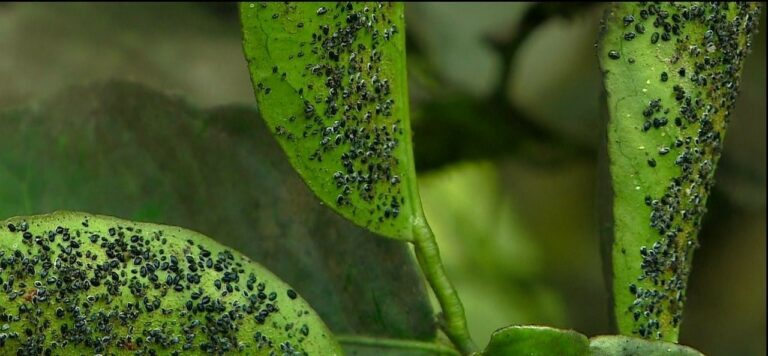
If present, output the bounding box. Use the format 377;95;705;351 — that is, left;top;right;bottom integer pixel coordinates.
623;14;635;26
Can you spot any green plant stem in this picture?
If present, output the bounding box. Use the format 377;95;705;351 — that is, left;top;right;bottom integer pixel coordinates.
413;217;477;355
337;335;461;355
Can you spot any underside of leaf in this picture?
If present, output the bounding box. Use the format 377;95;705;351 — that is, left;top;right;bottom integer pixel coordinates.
240;2;421;241
599;2;761;342
0;211;340;355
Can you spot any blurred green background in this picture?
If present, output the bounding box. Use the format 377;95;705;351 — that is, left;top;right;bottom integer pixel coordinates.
0;3;764;355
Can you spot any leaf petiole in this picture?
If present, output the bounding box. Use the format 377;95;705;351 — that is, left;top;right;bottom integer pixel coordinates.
413;216;478;355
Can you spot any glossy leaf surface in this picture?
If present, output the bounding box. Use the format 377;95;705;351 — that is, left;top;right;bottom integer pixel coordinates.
481;325;589;356
240;2;422;241
0;211;339;355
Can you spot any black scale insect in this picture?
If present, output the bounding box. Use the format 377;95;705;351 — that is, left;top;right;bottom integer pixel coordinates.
269;3;407;224
0;216;316;354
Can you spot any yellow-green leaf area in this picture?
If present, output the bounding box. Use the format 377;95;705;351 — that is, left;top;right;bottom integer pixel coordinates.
589;335;703;356
240;2;421;241
0;211;340;355
599;2;762;342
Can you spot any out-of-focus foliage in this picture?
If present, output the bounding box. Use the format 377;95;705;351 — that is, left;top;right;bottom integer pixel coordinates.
508;7;605;148
405;2;530;97
0;3;764;355
0;3;253;107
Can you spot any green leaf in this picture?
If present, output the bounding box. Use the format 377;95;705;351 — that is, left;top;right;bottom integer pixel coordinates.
239;5;474;352
481;325;589;356
0;81;437;351
0;211;340;354
589;336;704;356
598;2;762;341
339;335;460;356
240;2;422;241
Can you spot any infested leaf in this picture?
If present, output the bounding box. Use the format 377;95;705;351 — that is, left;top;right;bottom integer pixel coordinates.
0;81;437;351
0;211;340;355
240;2;423;241
480;325;589;356
598;2;762;342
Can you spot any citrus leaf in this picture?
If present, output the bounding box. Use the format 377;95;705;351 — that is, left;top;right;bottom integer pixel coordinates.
240;2;422;241
338;335;459;356
598;2;762;341
480;325;589;356
0;211;340;355
0;81;436;350
589;335;703;356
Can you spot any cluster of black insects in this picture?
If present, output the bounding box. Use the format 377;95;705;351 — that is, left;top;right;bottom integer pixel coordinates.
1;219;310;355
265;2;406;224
607;2;761;339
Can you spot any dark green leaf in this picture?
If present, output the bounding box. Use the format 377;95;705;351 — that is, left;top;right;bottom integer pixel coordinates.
598;2;762;341
589;335;704;356
0;211;339;354
481;325;589;356
0;81;436;348
240;2;423;241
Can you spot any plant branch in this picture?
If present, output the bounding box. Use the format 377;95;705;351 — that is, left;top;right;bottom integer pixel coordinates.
412;216;477;355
